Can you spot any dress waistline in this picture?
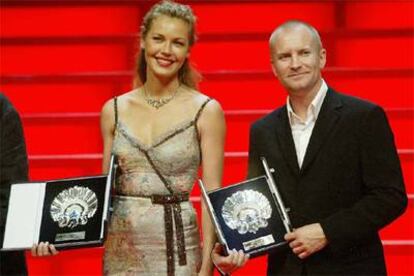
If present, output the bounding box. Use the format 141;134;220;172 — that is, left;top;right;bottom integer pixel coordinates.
150;193;189;204
115;192;189;275
114;193;189;204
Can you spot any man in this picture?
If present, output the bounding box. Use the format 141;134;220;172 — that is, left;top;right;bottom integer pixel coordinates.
247;20;407;275
0;93;29;275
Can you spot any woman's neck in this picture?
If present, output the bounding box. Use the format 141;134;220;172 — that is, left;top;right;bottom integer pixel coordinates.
144;75;180;98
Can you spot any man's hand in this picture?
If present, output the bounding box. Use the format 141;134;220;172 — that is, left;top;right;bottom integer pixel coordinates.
211;243;249;274
284;223;328;259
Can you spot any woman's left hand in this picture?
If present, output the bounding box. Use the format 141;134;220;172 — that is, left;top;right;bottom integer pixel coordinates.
211;243;249;274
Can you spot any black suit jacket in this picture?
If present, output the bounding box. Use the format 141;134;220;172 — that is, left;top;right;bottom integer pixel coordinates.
248;88;407;275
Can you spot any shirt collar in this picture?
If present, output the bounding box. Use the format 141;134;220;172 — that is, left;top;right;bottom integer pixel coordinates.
287;79;328;124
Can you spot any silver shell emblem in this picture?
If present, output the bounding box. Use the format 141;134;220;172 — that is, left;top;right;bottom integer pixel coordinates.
222;190;272;234
50;186;98;229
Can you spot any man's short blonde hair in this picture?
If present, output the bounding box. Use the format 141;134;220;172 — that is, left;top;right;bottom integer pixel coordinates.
269;20;323;51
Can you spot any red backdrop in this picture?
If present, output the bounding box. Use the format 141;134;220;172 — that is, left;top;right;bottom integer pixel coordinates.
0;0;413;275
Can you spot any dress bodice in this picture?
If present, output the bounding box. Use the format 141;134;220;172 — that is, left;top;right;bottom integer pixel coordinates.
112;119;201;196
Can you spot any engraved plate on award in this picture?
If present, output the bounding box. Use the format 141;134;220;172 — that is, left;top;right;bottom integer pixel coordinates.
198;157;292;257
1;155;117;251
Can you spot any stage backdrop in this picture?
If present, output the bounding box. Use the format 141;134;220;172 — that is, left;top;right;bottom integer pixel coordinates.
1;0;413;275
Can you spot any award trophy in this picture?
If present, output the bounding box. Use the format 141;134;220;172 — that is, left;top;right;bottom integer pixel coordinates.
2;155;117;251
199;157;292;257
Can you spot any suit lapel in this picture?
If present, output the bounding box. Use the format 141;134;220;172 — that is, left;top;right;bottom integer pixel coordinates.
301;88;343;173
273;107;301;176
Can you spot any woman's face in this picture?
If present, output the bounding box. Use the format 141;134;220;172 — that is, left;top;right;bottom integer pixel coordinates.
142;15;190;82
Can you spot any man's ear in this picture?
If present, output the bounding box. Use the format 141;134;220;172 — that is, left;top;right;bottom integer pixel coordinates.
319;48;327;69
270;62;278;77
140;40;145;50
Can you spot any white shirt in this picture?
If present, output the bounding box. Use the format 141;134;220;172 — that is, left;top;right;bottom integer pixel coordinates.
287;80;328;168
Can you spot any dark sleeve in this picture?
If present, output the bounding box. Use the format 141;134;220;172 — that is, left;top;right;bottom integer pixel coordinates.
0;96;29;232
320;105;408;253
247;123;264;179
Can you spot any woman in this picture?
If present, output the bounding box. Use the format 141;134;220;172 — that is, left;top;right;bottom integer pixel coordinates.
100;1;250;274
33;1;248;275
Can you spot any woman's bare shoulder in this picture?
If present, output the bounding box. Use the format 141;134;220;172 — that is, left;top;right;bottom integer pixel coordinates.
115;89;140;106
101;89;139;114
184;88;220;107
183;89;223;119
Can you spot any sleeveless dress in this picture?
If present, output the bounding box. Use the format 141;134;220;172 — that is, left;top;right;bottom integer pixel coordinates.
104;97;211;276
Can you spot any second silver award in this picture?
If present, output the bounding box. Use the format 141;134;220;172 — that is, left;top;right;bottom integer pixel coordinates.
198;157;292;257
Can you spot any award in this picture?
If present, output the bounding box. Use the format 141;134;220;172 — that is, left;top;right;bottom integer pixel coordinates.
1;155;117;251
198;157;292;257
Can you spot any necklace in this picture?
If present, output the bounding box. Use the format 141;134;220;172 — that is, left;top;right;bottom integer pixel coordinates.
143;84;180;109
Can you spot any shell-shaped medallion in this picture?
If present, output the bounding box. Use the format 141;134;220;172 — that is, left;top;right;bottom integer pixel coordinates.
50;186;98;229
222;190;272;234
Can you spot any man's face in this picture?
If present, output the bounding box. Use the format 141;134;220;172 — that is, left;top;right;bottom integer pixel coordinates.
270;26;326;96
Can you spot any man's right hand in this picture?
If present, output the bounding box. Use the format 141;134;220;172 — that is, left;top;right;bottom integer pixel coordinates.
31;242;59;257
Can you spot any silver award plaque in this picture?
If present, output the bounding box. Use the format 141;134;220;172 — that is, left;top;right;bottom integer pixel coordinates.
50;186;98;229
221;190;272;235
198;157;292;257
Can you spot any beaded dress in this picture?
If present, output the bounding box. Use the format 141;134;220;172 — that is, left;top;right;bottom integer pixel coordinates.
104;97;211;276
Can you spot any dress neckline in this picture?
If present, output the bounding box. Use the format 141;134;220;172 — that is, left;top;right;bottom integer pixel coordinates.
117;120;196;151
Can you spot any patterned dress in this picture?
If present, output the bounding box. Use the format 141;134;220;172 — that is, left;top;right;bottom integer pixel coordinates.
104;98;211;276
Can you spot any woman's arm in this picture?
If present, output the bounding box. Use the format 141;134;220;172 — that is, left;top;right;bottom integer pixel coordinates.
100;98;116;174
196;99;225;275
197;99;248;275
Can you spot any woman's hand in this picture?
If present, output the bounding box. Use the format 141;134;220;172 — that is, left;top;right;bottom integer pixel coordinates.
31;242;59;257
211;243;249;274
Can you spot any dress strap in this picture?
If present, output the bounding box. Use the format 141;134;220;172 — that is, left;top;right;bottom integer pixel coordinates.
194;98;212;124
112;97;119;192
194;98;212;156
113;96;118;130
